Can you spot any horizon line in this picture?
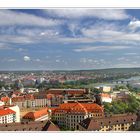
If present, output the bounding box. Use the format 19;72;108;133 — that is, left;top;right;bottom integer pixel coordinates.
0;67;140;72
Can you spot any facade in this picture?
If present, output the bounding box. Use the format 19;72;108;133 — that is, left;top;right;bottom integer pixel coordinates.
111;92;130;102
99;93;112;103
47;94;64;107
78;114;137;131
95;86;111;93
9;105;20;122
0;108;16;124
11;94;48;108
51;102;104;130
0;100;4;106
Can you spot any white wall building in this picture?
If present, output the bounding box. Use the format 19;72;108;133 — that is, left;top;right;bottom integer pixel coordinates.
100;93;112;103
0;101;4;106
9;105;20;122
0;108;16;124
95;86;111;93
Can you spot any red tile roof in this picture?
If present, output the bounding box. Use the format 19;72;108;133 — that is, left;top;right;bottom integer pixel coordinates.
23;108;48;120
12;96;25;102
1;97;10;102
0;108;16;116
47;89;86;95
51;102;103;114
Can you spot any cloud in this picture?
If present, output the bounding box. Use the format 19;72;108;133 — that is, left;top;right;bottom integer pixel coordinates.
7;59;17;62
35;59;41;62
74;45;131;52
23;56;30;61
117;57;129;62
0;43;11;50
113;63;140;68
55;59;60;63
0;10;63;27
129;19;140;30
124;52;137;55
45;9;129;20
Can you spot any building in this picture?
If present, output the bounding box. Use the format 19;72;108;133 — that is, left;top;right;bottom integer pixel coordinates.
78;113;137;131
111;91;130;102
99;93;112;103
11;94;48;108
46;94;64;107
51;102;104;130
0;108;16;124
8;105;20;122
0;120;60;131
0;105;20;123
0;100;4;106
47;88;87;97
23;108;50;121
1;96;10;105
24;88;39;94
95;86;111;93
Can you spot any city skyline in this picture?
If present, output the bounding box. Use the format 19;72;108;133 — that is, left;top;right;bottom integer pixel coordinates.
0;9;140;70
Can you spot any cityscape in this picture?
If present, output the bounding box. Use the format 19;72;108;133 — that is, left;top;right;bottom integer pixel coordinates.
1;9;140;131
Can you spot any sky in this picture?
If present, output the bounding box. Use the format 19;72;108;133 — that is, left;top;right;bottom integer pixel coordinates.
0;9;140;70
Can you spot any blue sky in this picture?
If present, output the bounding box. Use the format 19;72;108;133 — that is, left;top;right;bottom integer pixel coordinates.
0;9;140;70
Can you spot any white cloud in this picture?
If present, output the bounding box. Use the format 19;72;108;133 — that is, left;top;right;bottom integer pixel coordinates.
7;59;17;62
56;59;60;63
23;56;30;61
0;43;11;50
0;10;63;27
117;57;129;62
124;52;137;55
129;19;140;30
74;45;131;52
35;59;41;62
113;63;140;68
45;9;129;20
80;58;101;64
17;48;27;52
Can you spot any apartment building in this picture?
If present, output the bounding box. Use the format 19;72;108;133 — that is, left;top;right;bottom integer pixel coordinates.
0;105;20;123
11;94;48;108
78;114;137;131
0;108;16;124
51;102;104;130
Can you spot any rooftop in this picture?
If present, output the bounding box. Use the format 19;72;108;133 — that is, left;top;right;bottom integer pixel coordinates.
23;108;49;120
51;102;103;114
79;113;137;131
0;108;16;116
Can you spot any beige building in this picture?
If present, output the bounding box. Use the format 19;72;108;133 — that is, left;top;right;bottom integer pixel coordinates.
78;114;137;131
51;102;104;130
96;86;111;93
